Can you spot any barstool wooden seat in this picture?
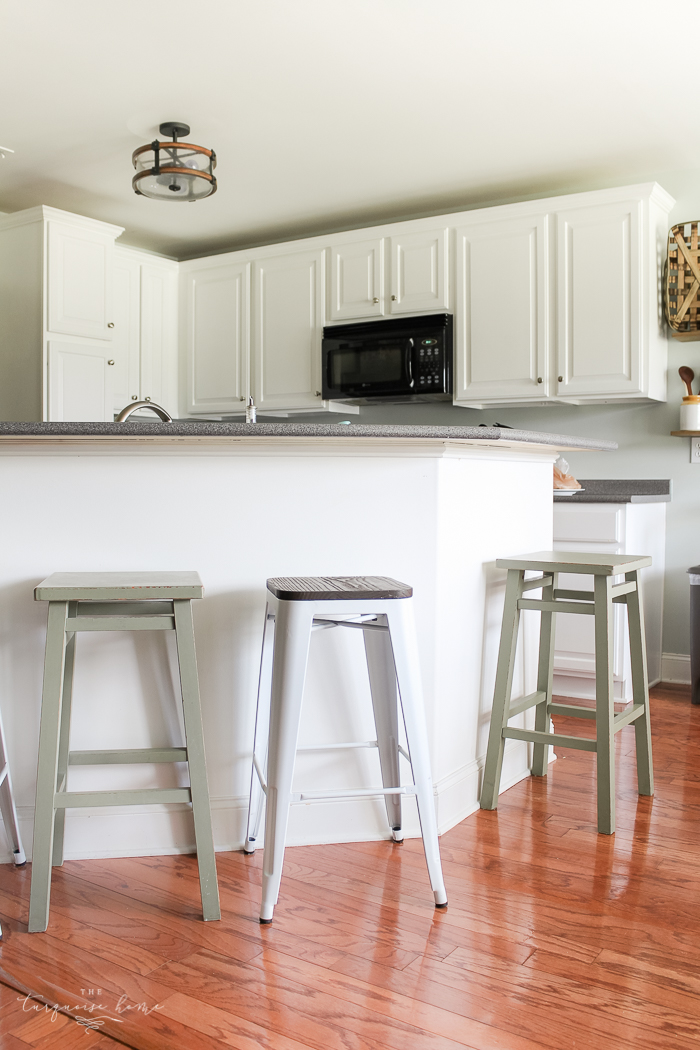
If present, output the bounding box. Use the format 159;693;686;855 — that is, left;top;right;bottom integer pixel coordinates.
245;575;447;923
480;552;654;834
29;571;220;933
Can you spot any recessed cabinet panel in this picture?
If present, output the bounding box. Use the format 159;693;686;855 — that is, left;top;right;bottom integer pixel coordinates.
111;251;141;412
254;249;325;410
47;222;114;340
140;264;177;412
187;263;249;414
557;201;642;397
389;229;448;314
47;340;114;421
330;239;384;320
454;216;547;402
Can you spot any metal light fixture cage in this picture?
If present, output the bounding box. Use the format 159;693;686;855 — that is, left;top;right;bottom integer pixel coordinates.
132;122;216;201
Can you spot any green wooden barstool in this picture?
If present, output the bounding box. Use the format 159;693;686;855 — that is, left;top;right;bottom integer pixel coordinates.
480;552;654;835
29;571;220;933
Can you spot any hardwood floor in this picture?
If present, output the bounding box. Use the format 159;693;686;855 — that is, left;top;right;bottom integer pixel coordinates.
0;683;698;1050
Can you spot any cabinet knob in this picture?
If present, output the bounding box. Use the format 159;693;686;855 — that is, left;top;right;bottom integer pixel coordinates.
107;359;114;366
107;322;115;328
240;396;245;401
315;391;322;397
372;297;379;304
391;295;397;301
145;396;151;402
537;377;543;383
131;395;138;400
558;375;563;382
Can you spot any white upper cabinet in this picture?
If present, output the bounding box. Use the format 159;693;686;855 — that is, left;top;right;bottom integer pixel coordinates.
389;227;449;314
47;220;115;340
454;214;548;403
330;238;384;321
184;261;249;415
253;247;325;412
453;183;674;408
556;199;641;399
47;340;114;422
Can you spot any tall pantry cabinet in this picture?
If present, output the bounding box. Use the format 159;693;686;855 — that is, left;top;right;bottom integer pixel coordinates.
0;206;124;421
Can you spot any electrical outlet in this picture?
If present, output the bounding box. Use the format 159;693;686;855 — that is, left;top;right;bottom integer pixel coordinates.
691;438;700;463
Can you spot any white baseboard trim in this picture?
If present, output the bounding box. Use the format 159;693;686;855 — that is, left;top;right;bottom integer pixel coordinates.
661;652;691;685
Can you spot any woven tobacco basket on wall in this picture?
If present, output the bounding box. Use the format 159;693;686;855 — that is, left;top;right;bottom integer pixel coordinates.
666;222;700;341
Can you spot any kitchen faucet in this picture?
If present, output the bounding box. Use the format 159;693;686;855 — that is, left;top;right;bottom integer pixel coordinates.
116;400;172;422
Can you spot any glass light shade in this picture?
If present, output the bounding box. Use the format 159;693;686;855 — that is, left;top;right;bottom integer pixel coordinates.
132;140;217;201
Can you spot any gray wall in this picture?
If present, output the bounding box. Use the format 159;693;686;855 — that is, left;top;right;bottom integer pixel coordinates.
294;168;700;659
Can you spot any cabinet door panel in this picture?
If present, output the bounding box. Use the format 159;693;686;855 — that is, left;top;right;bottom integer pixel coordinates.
111;252;141;413
47;340;114;421
556;200;642;397
254;249;325;411
330;239;384;320
47;222;114;340
454;216;548;402
186;263;249;414
389;229;448;314
140;264;177;413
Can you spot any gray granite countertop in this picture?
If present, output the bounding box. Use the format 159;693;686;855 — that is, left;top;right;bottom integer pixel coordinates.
554;479;671;503
0;421;617;451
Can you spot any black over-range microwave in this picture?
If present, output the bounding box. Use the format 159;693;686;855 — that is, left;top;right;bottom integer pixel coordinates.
321;314;453;404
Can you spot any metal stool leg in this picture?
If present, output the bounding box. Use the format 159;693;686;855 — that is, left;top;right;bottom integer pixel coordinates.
52;607;77;868
29;601;69;933
0;709;25;867
260;600;313;923
626;570;654;797
386;600;447;907
173;600;220;922
594;575;616;835
480;569;524;810
531;573;556;777
364;620;403;842
245;606;276;854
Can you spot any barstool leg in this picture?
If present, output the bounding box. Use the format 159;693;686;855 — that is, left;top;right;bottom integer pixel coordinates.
364;620;403;841
0;707;25;866
245;607;276;853
29;601;69;933
52;612;76;867
626;571;654;797
594;576;616;835
480;569;524;810
386;600;447;907
532;573;556;777
173;600;220;922
260;600;313;923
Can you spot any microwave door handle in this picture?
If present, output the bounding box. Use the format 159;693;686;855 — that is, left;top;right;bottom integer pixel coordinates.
406;338;415;387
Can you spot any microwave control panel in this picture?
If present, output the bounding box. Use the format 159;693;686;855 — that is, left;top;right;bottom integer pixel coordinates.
416;338;446;390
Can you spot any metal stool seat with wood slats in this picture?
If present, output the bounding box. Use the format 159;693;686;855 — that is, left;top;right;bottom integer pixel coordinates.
245;575;448;924
480;552;654;835
28;572;220;933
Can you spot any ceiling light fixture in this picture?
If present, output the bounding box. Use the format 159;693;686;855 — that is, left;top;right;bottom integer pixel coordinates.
132;122;216;202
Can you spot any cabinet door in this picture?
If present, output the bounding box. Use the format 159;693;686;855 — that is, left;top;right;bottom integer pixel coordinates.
47;222;115;340
556;200;642;398
454;215;548;402
330;238;384;320
389;228;448;314
185;262;249;415
111;251;141;413
253;248;325;411
47;340;114;421
140;263;178;414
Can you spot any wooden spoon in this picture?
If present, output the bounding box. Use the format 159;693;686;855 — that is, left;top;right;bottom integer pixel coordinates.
679;365;695;397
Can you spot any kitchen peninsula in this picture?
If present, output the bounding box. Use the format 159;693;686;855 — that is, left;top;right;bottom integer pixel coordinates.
0;422;615;863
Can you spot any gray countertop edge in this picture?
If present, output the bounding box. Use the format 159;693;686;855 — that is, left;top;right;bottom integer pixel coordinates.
0;421;618;452
554;479;671;503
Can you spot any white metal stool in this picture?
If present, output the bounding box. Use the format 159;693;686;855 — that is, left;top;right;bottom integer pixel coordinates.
245;576;448;924
480;551;654;835
0;698;27;939
29;571;220;933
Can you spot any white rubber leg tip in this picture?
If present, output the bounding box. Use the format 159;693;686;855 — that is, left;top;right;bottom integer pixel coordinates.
391;828;404;843
13;848;26;866
434;889;448;907
260;902;274;923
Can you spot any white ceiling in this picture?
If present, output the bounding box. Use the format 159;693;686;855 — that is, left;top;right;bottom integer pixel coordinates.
0;0;697;259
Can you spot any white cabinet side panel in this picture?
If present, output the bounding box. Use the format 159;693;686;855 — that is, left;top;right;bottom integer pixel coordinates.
140;264;178;414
